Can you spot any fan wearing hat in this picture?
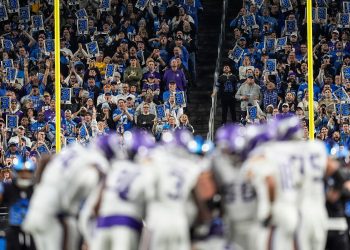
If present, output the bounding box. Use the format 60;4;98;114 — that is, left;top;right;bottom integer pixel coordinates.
97;83;117;106
235;69;261;119
142;59;161;86
96;103;115;130
141;73;160;101
62;109;77;138
8;126;31;148
329;30;340;51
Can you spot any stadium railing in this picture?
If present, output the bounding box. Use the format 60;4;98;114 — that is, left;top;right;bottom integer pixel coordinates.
207;0;228;141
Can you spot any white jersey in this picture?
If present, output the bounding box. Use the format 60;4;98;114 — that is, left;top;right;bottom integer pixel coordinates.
296;140;327;207
98;159;151;220
146;147;203;214
211;151;257;222
143;147;203;250
24;143;109;231
248;141;302;206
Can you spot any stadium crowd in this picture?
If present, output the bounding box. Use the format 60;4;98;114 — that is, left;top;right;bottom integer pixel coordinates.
213;0;350;146
0;0;202;175
0;0;55;177
59;0;199;147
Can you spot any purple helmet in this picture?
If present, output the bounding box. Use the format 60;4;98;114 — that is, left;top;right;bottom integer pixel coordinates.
270;116;302;141
123;129;156;157
94;133;124;161
243;123;275;154
161;129;193;149
215;124;246;154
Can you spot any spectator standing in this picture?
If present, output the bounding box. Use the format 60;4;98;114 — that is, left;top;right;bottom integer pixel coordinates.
235;72;261;119
212;64;238;124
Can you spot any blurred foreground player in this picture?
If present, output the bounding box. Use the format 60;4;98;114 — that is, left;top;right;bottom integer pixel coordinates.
88;130;155;250
210;124;259;250
23;134;119;250
0;158;36;250
141;130;207;250
244;117;337;250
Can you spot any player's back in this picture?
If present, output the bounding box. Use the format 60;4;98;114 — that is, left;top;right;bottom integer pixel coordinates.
146;148;202;218
40;143;109;214
98;160;149;220
212;152;257;222
296;140;327;207
252;141;302;206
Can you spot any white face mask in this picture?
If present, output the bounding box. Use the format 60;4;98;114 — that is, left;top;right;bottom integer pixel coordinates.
16;178;33;188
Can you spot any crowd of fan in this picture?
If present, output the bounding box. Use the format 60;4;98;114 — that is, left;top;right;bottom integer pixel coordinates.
0;0;55;174
215;0;350;146
0;0;203;173
59;0;200;147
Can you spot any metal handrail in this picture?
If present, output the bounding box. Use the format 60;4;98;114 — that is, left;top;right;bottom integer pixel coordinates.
207;0;228;141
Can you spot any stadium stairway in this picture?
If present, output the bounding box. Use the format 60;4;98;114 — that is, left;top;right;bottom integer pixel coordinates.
213;0;243;127
187;0;223;138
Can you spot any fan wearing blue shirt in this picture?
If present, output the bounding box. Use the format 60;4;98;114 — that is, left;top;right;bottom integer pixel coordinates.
113;98;134;132
30;112;46;133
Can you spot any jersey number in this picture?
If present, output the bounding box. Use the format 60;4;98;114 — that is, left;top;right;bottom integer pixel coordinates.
167;170;184;200
224;182;256;203
116;170;139;201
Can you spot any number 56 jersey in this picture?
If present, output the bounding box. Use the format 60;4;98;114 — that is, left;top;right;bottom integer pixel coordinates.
211;153;257;222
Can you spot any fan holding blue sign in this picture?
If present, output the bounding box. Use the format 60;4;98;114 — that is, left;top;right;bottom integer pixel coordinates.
285;20;297;35
7;0;19;13
86;41;99;57
0;5;8;21
32;15;44;31
45;39;54;54
343;67;350;80
105;64;115;78
100;0;111;11
156;105;166;120
6;67;17;83
6;115;18;129
334;87;350;101
317;7;327;24
342;103;350;116
344;2;350;13
339;13;350;28
280;0;293;13
2;39;13;52
243;14;256;29
175;91;186;107
135;0;150;11
264;38;276;53
19;6;30;23
265;59;277;74
61;88;72;104
2;59;13;68
77;19;88;35
247;106;258;120
0;96;10;110
229;45;244;63
75;8;87;18
276;37;287;51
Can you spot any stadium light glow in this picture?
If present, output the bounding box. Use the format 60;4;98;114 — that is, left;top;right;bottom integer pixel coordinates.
306;0;314;140
54;0;61;152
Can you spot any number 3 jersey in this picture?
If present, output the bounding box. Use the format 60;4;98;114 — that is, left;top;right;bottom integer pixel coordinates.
145;147;204;220
211;152;257;222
